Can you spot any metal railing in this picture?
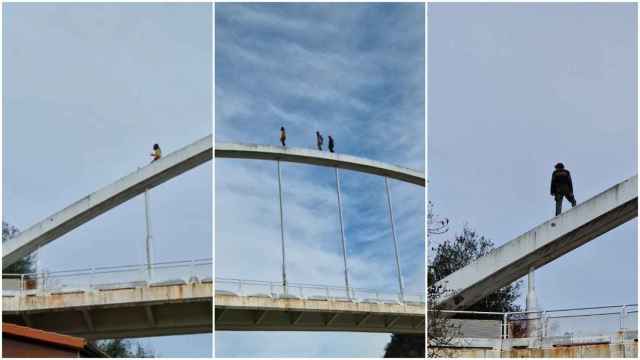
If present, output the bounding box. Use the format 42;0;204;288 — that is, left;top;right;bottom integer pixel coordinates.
215;277;425;305
2;259;212;297
431;304;637;340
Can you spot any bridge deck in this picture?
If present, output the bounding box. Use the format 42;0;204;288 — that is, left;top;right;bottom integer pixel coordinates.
3;282;212;339
215;293;424;333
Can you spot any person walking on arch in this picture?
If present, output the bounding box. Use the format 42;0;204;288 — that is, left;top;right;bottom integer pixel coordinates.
150;143;162;162
328;135;335;153
550;162;576;216
280;126;286;147
316;131;323;151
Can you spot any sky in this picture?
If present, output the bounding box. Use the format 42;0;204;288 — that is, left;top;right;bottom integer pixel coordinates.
215;3;424;357
428;2;637;314
3;3;212;357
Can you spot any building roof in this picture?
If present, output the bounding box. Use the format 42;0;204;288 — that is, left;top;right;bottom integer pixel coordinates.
3;323;107;357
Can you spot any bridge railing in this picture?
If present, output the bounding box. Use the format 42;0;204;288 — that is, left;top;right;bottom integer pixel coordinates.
433;304;637;340
215;277;425;305
2;259;212;297
505;304;638;339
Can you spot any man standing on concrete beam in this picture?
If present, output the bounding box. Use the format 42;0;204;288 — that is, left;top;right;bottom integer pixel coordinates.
550;162;577;216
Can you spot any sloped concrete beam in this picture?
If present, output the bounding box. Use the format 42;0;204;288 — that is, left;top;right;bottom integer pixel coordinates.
215;143;425;186
437;175;637;310
3;135;212;269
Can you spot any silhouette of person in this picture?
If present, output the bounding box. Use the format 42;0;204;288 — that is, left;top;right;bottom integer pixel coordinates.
280;126;286;147
328;135;335;153
550;162;576;216
316;131;323;150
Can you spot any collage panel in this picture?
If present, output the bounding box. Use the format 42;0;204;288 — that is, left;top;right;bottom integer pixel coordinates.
427;2;638;358
215;2;425;358
2;3;212;358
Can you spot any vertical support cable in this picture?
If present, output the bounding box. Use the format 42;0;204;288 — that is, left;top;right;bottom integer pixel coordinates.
277;160;288;295
335;167;351;298
144;189;153;280
384;177;405;302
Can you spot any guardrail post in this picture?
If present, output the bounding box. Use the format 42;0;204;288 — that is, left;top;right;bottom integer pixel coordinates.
503;313;508;340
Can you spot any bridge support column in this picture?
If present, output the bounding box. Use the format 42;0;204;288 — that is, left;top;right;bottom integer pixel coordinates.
335;168;351;299
144;189;153;280
277;160;288;295
526;267;539;339
384;177;404;302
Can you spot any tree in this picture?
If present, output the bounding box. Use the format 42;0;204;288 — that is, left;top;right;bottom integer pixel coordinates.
430;226;522;313
2;222;36;274
94;339;154;358
427;225;523;356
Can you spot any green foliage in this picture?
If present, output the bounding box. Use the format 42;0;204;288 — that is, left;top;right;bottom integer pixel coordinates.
430;225;522;313
384;334;425;358
95;339;154;358
2;222;36;274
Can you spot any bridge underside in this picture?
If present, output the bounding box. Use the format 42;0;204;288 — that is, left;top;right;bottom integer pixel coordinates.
3;283;212;339
215;294;424;333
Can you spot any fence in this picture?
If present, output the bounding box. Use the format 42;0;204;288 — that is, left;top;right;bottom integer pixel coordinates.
215;277;425;305
433;304;637;340
2;259;212;296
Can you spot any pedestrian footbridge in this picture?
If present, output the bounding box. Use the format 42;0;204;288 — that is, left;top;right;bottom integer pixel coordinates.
2;260;212;339
216;144;425;332
436;175;637;309
215;278;424;333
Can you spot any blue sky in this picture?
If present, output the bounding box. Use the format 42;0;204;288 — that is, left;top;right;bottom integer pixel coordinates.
428;3;637;311
215;3;424;357
3;3;212;356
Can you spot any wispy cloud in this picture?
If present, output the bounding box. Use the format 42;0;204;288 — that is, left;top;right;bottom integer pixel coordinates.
216;3;424;356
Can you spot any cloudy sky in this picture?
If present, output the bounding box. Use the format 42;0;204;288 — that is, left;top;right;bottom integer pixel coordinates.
3;4;212;356
429;3;637;313
215;3;424;357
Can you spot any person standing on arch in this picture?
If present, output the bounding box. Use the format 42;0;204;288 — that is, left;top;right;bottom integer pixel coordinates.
150;143;162;162
316;131;323;150
328;135;335;153
280;126;286;147
550;162;577;216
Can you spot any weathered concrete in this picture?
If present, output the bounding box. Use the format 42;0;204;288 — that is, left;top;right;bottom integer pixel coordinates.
432;331;638;357
3;135;212;269
437;175;637;309
215;293;424;333
215;143;425;186
2;282;212;339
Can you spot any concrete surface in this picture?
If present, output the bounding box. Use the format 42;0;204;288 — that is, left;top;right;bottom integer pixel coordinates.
436;175;637;309
3;282;212;339
432;331;638;358
3;135;212;269
215;143;425;186
215;293;424;333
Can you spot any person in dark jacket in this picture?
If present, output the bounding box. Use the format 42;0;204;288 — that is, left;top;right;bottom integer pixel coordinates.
316;131;323;150
328;135;335;153
280;126;286;147
550;162;576;216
